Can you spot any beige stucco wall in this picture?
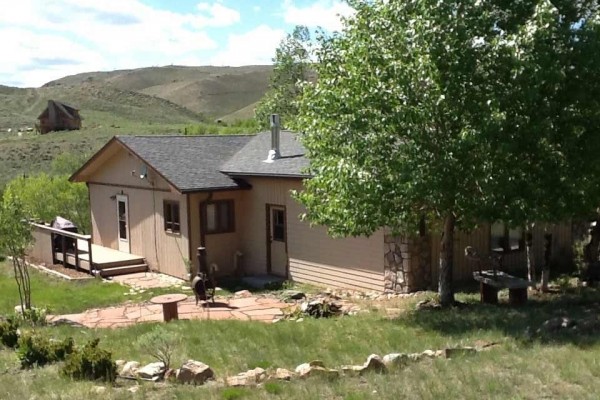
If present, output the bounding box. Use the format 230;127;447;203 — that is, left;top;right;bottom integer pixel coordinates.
238;177;385;291
87;147;189;278
429;221;573;285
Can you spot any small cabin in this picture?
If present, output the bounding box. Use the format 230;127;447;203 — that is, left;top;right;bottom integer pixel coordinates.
37;100;82;134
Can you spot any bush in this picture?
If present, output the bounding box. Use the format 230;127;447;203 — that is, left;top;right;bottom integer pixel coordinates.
0;317;19;348
61;338;116;382
19;307;48;327
137;326;178;370
17;333;74;368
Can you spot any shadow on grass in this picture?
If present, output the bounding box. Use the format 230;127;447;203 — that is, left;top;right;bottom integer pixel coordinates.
395;286;600;347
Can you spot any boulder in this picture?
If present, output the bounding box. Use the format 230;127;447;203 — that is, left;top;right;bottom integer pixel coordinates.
272;368;294;381
120;361;140;377
341;354;386;376
295;361;339;379
382;353;409;368
234;290;252;298
115;360;126;369
136;362;165;380
421;350;437;358
226;367;267;386
176;360;214;385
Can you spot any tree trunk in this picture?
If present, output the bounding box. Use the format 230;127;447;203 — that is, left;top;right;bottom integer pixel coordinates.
541;233;552;292
525;228;536;288
438;213;455;306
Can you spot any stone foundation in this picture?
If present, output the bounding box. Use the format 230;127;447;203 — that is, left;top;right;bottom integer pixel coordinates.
384;230;431;293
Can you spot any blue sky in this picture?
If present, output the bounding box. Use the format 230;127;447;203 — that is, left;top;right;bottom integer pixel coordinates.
0;0;353;87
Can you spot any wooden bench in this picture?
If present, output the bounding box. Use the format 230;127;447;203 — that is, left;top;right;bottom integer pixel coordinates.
473;270;534;306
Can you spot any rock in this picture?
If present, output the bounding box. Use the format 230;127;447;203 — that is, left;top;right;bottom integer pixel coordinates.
382;353;408;367
540;317;575;333
176;360;215;385
441;347;477;359
342;354;386;376
136;361;165;380
273;368;294;381
363;354;386;373
226;367;267;386
92;386;106;394
281;290;306;301
120;361;140;377
408;353;423;362
299;299;342;318
421;350;437;358
416;299;442;311
164;368;177;382
234;290;252;298
115;359;126;369
295;361;339;379
128;386;139;393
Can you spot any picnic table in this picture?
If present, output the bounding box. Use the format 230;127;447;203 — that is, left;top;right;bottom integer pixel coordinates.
473;270;534;306
150;293;187;322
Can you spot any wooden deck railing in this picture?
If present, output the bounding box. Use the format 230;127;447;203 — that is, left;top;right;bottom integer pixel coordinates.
30;223;94;275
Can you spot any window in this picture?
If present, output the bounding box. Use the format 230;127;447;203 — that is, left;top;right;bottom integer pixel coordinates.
272;208;286;242
205;200;234;234
490;222;523;253
164;201;180;233
118;199;127;240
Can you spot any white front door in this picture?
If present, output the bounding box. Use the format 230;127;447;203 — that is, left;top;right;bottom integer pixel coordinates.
267;205;288;277
116;195;130;253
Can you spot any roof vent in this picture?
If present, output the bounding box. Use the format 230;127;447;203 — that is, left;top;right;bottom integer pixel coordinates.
264;114;280;163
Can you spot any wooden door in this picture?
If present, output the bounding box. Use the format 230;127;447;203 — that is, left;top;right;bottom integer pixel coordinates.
267;205;288;277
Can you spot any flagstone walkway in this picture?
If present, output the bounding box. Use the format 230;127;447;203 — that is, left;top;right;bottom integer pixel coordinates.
49;296;292;329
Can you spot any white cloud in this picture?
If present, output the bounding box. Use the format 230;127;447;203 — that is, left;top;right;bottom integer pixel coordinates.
0;0;241;87
195;2;241;27
282;0;354;31
210;25;286;66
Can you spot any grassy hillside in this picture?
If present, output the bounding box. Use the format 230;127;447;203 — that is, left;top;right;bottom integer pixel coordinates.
45;65;272;119
0;83;206;187
0;65;272;187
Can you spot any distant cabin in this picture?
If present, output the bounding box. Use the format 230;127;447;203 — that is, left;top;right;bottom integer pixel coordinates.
37;100;82;134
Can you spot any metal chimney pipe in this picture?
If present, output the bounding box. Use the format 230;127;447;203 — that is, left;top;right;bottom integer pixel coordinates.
270;114;281;159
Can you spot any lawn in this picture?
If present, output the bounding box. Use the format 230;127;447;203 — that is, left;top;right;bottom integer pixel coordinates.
0;260;188;314
1;259;599;399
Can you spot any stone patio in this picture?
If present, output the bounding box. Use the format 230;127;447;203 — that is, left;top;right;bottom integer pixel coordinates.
48;296;291;329
108;272;187;290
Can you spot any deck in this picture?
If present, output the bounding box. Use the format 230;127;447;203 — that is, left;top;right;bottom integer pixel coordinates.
30;223;147;277
54;239;145;272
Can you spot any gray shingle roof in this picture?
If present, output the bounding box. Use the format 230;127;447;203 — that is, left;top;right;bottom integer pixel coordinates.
117;135;253;192
220;131;310;178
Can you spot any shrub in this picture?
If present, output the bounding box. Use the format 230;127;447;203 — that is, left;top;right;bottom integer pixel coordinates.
137;326;178;370
0;317;19;348
61;338;116;382
17;333;74;368
19;307;48;327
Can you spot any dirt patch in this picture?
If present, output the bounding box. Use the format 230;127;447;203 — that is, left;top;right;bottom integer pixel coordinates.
26;257;93;280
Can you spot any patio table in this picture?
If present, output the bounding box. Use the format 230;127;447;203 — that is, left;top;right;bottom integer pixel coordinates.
150;293;188;322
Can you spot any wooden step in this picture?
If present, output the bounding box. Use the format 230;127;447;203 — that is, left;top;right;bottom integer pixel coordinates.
96;263;148;277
